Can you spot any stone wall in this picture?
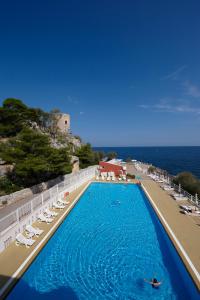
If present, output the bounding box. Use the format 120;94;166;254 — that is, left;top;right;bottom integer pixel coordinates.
56;113;70;133
0;174;67;207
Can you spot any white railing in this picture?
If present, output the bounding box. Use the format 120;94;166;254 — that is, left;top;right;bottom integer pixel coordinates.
0;166;97;252
133;161;200;207
170;182;200;206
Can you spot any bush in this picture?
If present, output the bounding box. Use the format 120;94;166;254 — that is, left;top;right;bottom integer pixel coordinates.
107;152;117;160
127;174;135;179
148;166;156;173
75;143;96;168
0;176;20;196
173;172;200;196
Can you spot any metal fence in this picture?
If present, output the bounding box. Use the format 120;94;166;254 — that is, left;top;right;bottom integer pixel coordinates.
0;166;97;234
134;161;200;207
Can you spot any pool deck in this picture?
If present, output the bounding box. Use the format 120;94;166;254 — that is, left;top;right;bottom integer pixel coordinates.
142;179;200;290
0;176;200;296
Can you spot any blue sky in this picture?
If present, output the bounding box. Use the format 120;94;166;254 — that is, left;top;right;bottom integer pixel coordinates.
0;0;200;146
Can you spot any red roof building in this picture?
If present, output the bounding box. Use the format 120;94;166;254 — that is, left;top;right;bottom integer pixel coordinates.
99;160;126;176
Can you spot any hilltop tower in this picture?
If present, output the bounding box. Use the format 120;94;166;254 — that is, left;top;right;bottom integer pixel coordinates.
56;113;70;133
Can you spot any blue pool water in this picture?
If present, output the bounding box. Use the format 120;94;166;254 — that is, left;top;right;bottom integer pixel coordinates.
7;183;199;299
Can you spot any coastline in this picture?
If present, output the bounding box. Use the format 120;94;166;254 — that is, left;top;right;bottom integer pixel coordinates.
93;146;200;178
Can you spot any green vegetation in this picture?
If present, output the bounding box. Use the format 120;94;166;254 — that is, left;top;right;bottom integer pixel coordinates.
173;172;200;196
0;128;72;188
0;98;49;137
148;166;156;173
0;176;20;196
74;135;82;142
127;173;135;179
0;98;106;195
107;152;117;160
75;143;98;168
0;98;73;194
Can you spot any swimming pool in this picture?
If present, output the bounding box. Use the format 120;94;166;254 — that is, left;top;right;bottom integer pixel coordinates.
7;183;199;299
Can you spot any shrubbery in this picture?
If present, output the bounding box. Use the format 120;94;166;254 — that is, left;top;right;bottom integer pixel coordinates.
107;152;117;160
0;98;49;137
0;128;72;187
75;144;98;169
127;174;135;179
0;176;20;196
148;166;156;173
173;172;200;196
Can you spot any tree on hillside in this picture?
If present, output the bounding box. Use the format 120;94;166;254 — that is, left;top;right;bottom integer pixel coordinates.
75;143;96;168
0;98;51;137
0;98;30;137
0;128;72;187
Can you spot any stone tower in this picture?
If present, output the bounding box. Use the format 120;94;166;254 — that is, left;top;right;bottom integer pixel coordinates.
56;113;70;133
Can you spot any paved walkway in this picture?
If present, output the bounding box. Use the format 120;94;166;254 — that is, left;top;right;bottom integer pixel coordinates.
142;179;200;289
126;162;149;179
0;194;39;219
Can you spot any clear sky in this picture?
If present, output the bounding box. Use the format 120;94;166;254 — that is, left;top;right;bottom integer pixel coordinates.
0;0;200;146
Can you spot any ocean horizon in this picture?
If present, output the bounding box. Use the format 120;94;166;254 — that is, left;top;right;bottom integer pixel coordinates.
93;146;200;179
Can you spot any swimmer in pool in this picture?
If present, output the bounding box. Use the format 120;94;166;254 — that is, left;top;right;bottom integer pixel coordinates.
144;277;162;288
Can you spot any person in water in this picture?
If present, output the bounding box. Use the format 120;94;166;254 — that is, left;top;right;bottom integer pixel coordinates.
144;277;162;288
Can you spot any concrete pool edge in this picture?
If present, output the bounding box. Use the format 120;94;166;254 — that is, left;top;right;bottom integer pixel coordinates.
1;180;200;297
141;183;200;291
0;181;92;299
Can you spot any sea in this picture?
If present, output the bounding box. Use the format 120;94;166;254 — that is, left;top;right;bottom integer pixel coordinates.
93;147;200;179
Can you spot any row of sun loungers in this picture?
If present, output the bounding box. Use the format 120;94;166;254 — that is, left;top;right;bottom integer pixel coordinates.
15;195;71;248
160;184;200;216
160;183;189;201
96;173;130;181
162;185;174;191
180;205;200;216
16;225;44;247
16;233;36;248
148;174;170;183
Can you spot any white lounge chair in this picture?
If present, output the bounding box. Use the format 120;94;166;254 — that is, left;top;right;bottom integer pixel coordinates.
100;174;105;180
53;202;65;209
96;176;99;180
163;186;174;191
171;192;184;198
26;225;44;237
58;199;69;205
155;178;164;183
16;233;35;248
38;213;53;223
180;205;197;212
44;208;58;217
181;206;200;216
173;195;188;201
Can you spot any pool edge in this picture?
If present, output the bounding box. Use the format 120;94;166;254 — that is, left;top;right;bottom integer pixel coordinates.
0;181;92;299
141;183;200;292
